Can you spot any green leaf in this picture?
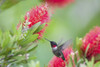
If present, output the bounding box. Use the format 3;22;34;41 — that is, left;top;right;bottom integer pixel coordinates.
94;54;100;62
0;29;2;45
8;35;16;48
76;37;83;58
39;0;45;2
86;57;94;67
16;23;22;40
35;61;40;67
85;44;90;57
28;61;40;67
94;61;100;67
69;55;73;67
12;55;25;60
0;48;14;55
28;22;41;35
34;23;46;33
11;24;17;35
18;34;39;46
74;54;77;65
14;43;37;57
28;56;37;61
67;58;72;67
77;59;84;67
14;49;26;56
2;31;10;48
27;44;38;53
11;23;22;40
10;55;27;64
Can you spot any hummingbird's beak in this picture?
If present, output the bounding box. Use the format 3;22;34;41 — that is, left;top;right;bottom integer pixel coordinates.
44;38;50;42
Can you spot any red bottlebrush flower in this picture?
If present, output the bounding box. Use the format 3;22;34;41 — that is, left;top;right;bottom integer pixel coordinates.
44;0;74;7
22;4;50;38
81;26;100;60
24;4;50;28
48;48;73;67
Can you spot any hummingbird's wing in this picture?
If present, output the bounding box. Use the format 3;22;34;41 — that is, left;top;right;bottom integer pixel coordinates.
58;39;72;51
57;39;63;45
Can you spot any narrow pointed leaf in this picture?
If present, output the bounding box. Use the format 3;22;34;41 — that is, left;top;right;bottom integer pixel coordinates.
2;31;10;48
74;54;77;65
76;37;83;57
85;44;90;57
28;22;41;35
34;23;46;33
18;34;39;46
0;29;2;45
27;44;37;53
94;62;100;67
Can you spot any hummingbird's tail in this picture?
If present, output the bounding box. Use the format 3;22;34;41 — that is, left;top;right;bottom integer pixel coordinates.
61;54;65;60
60;52;65;60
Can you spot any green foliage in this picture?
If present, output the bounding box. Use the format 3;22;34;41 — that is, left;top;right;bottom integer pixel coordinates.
0;21;45;66
28;61;40;67
34;23;46;33
69;55;74;66
77;59;84;67
74;54;78;65
85;44;90;57
86;58;94;67
28;22;41;35
76;37;83;58
94;62;100;67
0;0;100;67
67;60;73;67
0;0;23;12
18;34;39;46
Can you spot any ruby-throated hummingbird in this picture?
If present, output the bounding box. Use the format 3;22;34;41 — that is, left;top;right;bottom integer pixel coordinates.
45;38;72;60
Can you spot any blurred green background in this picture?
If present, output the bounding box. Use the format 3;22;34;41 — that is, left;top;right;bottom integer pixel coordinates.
0;0;100;66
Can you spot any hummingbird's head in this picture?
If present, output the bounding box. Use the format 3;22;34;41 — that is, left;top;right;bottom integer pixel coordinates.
50;41;58;48
44;38;58;48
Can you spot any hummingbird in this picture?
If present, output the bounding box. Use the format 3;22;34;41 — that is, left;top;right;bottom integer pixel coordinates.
45;38;72;61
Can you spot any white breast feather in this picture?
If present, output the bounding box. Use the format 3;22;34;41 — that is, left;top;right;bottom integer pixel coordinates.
52;47;57;50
